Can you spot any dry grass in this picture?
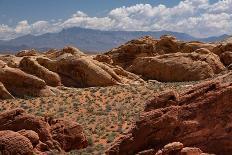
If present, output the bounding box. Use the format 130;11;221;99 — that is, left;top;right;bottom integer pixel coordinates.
1;71;231;155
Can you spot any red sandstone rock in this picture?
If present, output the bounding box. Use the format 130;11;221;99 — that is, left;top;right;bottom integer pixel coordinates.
0;130;34;155
107;80;232;155
50;119;88;151
0;109;88;154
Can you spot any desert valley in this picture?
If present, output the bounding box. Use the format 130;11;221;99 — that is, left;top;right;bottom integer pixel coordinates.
0;34;231;155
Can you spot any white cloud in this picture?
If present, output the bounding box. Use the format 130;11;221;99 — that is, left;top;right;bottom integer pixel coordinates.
0;0;232;40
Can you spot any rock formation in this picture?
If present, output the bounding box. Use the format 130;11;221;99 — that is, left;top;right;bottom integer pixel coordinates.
220;51;232;66
0;108;88;154
0;60;54;98
105;36;158;68
16;49;40;57
0;46;144;99
127;49;225;81
212;43;232;66
105;35;217;69
37;55;143;87
136;142;210;155
19;57;61;87
107;80;232;155
0;130;34;155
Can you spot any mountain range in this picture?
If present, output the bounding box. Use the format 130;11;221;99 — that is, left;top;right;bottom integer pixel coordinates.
0;27;230;53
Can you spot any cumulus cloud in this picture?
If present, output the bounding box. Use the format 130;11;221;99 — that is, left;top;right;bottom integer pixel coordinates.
0;0;232;40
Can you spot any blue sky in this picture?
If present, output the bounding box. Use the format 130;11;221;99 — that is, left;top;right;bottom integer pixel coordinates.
0;0;182;25
0;0;231;39
0;0;219;25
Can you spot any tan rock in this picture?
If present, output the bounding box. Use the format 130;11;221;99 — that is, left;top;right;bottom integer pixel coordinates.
127;49;225;81
0;81;14;99
0;64;54;97
220;51;232;66
19;57;61;87
16;49;40;57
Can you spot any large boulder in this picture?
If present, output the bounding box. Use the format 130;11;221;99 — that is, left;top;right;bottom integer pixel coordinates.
127;49;225;81
50;119;88;151
0;130;34;155
220;51;232;67
0;62;54;97
19;57;61;87
37;56;143;87
0;109;88;154
107;80;232;155
106;36;158;68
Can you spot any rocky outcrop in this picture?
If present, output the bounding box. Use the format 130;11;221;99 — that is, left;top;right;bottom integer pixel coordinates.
0;82;14;99
93;54;113;64
212;43;232;66
0;109;88;154
105;36;217;69
0;54;21;68
136;142;210;155
107;80;232;155
50;119;88;151
127;49;225;81
0;130;34;155
37;56;143;87
45;46;85;60
16;49;40;57
19;57;61;87
220;51;232;66
0;61;54;98
106;36;158;68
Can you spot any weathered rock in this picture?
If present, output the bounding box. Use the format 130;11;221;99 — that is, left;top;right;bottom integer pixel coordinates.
0;81;14;99
37;56;121;87
18;130;40;147
220;51;232;67
0;108;53;142
155;35;181;54
0;54;21;68
106;36;158;68
19;57;61;87
37;56;143;87
0;64;54;97
16;49;40;57
105;36;217;69
0;130;34;155
46;46;85;60
181;41;216;53
0;109;88;154
212;43;232;56
151;142;207;155
50;119;88;151
94;54;113;64
107;80;232;155
127;49;225;81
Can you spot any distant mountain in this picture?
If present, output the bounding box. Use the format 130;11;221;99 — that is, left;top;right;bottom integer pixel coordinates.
0;27;230;53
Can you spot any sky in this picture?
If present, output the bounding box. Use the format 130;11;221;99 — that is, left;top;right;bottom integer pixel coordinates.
0;0;231;40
